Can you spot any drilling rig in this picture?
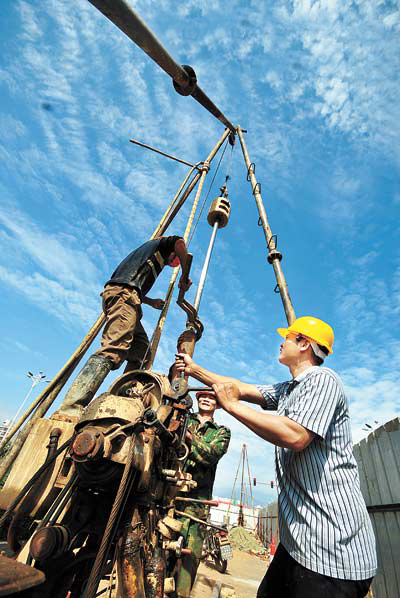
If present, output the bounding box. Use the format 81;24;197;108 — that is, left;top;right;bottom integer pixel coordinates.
0;2;296;596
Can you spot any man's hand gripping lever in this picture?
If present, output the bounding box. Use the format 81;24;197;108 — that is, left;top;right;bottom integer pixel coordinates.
172;254;204;398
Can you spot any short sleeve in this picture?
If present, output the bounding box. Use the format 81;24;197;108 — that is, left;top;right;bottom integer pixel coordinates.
256;382;288;410
286;370;342;438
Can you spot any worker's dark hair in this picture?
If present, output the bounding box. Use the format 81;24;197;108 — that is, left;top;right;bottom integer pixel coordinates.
296;334;328;366
311;344;329;366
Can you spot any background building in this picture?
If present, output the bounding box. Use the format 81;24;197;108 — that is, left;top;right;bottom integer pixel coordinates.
210;497;261;531
0;420;11;445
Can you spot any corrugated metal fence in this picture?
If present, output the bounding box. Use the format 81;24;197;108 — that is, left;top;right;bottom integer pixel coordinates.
256;501;279;548
353;417;400;598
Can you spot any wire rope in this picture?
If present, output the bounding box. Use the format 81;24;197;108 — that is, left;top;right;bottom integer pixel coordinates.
187;139;229;248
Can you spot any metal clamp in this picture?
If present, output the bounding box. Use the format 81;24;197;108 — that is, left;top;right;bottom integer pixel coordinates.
252;182;261;195
142;408;177;445
268;234;278;249
268;249;282;264
200;160;210;173
173;64;197;96
247;162;255;181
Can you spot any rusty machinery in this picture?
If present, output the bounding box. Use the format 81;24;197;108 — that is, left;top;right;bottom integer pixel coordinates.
0;370;208;597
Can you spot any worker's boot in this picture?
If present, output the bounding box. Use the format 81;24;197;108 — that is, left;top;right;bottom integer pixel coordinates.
58;354;114;418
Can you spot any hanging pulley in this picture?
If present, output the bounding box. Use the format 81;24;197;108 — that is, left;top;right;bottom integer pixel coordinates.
207;185;231;229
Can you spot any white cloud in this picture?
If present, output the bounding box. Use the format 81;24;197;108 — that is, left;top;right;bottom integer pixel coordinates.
0;201;100;290
0;266;98;329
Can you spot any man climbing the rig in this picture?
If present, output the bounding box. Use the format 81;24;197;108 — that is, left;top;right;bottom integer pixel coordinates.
59;235;191;418
175;317;377;598
175;390;230;598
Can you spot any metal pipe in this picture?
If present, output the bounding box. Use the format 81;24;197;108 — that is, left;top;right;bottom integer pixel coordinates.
237;126;296;325
89;0;188;85
174;510;227;532
129;138;196;168
88;0;235;133
175;497;219;506
193;220;219;311
150;168;202;240
148;128;231;366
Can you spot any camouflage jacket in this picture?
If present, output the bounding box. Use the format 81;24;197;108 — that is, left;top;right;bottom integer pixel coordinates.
182;413;231;502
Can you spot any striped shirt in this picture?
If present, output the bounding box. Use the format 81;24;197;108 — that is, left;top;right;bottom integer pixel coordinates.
257;366;377;580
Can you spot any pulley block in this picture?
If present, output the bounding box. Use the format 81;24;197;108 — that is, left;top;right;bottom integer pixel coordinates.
207;195;231;229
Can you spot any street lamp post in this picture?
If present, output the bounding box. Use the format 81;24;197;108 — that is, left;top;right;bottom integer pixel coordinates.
0;372;50;451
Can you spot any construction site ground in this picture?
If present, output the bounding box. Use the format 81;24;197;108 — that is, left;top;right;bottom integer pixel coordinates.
192;549;268;598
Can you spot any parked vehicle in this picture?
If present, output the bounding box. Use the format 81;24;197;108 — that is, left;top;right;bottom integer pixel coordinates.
201;524;233;573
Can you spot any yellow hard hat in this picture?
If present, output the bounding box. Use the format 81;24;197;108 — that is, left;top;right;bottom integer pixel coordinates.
277;316;334;354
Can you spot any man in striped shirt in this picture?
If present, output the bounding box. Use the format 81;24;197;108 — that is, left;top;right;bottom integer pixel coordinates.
59;235;191;418
175;316;377;597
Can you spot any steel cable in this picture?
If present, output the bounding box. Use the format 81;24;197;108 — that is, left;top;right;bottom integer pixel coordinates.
83;435;136;598
187;139;229;248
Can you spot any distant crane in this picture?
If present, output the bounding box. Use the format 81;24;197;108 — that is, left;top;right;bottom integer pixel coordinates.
229;444;254;527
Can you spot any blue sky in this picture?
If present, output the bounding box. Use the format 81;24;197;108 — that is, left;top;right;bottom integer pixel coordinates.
0;0;399;505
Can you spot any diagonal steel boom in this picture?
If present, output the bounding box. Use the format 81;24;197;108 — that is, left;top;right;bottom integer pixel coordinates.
88;0;236;133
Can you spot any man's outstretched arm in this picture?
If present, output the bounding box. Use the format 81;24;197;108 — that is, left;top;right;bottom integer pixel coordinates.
175;353;264;406
212;382;314;452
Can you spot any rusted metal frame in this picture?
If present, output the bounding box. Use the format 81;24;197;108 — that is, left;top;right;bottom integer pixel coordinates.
148;128;231;367
129;138;196;168
0;435;76;531
237;126;296;325
87;0;235;133
150;165;202;240
118;507;146;598
144;546;165;598
0;556;45;595
0;330;106;482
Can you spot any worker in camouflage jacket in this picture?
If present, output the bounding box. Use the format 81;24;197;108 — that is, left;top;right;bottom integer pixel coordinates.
175;391;231;598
